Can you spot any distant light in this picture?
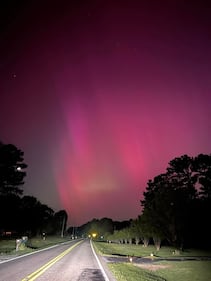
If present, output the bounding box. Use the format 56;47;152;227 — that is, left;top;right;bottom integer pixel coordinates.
17;167;21;171
92;233;97;238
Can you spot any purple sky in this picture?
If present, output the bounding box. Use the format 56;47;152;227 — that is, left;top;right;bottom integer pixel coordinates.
1;1;211;226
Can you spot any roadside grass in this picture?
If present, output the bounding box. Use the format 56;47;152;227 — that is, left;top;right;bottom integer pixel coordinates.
93;241;211;258
27;236;72;249
0;239;17;253
108;261;211;281
108;263;165;281
93;241;211;281
0;236;72;256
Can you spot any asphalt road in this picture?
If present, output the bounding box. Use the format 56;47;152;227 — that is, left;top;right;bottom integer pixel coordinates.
0;239;116;281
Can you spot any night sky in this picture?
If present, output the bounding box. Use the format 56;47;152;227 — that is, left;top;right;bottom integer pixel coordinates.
1;0;210;226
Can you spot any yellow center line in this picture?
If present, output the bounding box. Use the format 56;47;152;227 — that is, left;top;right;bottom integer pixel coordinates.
22;240;82;281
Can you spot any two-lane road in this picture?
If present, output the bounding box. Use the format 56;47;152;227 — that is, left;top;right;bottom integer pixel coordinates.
0;239;115;281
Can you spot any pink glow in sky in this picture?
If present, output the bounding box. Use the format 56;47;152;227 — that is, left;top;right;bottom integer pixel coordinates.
1;1;211;225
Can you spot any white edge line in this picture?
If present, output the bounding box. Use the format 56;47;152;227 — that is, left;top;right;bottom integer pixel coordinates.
90;239;110;281
0;240;76;265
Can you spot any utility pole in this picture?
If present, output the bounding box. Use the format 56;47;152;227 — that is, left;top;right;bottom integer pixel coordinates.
61;215;65;238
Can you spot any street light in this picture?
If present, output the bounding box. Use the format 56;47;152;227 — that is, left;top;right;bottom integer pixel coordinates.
92;232;97;238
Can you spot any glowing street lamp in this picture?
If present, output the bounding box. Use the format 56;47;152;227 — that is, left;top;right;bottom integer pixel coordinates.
91;232;97;238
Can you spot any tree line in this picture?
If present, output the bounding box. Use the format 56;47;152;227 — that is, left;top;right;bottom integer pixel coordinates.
76;154;211;250
1;141;210;249
0;141;67;237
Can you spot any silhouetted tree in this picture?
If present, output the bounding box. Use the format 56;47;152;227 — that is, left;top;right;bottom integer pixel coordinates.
76;218;130;239
130;217;142;245
193;154;211;199
19;196;54;236
0;193;21;232
53;210;68;236
98;218;114;236
0;141;71;237
191;154;211;247
0;142;27;232
140;154;211;249
0;142;27;195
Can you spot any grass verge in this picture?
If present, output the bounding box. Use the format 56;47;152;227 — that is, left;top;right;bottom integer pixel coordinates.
93;241;211;281
0;236;72;256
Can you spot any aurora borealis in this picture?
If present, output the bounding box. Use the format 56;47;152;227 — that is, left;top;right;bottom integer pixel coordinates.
1;1;210;225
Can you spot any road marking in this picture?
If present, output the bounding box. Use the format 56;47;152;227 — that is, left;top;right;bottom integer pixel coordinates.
90;240;110;281
0;239;83;265
22;241;82;281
